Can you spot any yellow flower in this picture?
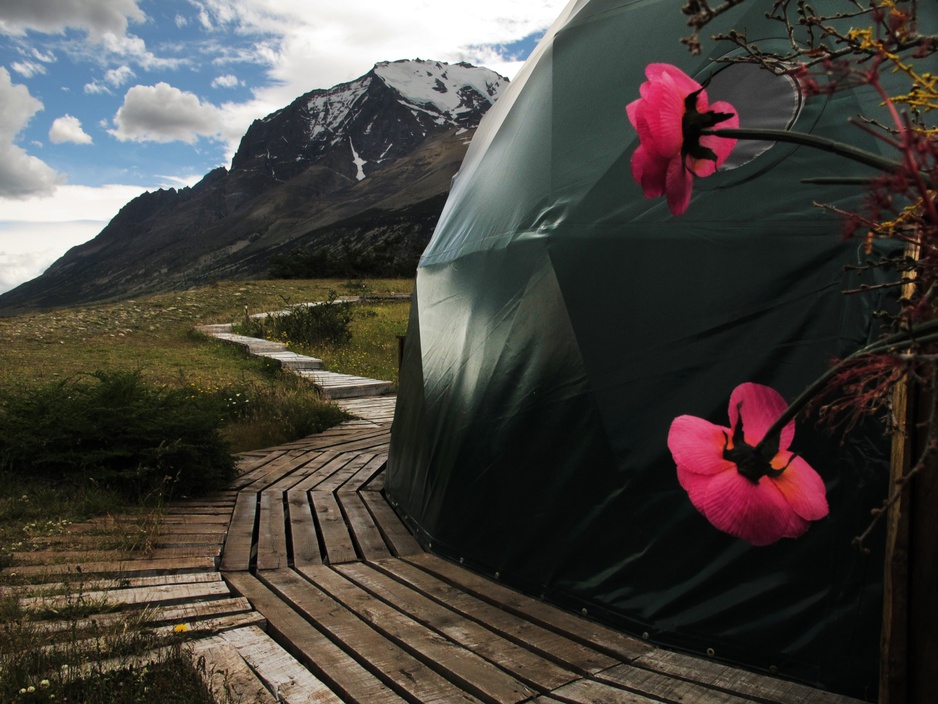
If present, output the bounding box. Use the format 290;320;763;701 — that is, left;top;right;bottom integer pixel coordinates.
173;623;189;632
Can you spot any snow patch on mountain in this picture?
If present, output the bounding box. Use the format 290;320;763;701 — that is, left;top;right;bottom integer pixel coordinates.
349;138;367;181
374;60;506;121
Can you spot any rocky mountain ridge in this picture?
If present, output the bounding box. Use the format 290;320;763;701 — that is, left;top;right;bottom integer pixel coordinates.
0;59;506;314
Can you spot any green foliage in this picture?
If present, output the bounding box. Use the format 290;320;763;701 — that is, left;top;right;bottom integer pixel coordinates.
219;378;350;453
241;291;354;347
0;370;235;500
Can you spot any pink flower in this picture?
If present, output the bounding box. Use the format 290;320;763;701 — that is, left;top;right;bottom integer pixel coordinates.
668;382;829;546
627;63;739;215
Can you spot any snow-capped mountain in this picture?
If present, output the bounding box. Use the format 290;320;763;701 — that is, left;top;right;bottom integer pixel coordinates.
0;60;507;313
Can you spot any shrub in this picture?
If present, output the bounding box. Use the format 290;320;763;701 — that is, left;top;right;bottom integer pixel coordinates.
242;290;354;347
0;370;235;499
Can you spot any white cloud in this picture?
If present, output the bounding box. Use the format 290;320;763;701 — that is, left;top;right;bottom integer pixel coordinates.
49;115;93;144
175;14;188;28
0;221;107;293
0;182;151;293
211;74;239;88
11;60;47;78
0;67;60;198
84;81;111;95
0;0;146;40
110;82;221;143
105;65;135;87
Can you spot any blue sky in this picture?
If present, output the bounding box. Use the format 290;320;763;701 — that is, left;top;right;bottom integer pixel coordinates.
0;0;559;295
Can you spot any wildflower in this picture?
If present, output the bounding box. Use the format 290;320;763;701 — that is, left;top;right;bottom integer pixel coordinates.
668;382;828;545
626;63;738;215
39;680;50;688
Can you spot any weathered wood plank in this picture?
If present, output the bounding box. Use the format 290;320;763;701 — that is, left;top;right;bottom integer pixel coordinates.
632;650;867;704
310;492;357;564
287;490;322;568
21;580;230;611
343;454;388;493
154;610;267;637
358;490;423;557
189;635;279;704
262;568;481;704
224;571;407;703
374;558;618;675
336;561;578;692
0;556;218;579
312;453;373;493
338;492;391;562
264;451;334;493
407;553;652;663
288;452;353;493
219;491;257;573
256;491;288;571
544;678;660;704
221;625;343;704
596;663;758;704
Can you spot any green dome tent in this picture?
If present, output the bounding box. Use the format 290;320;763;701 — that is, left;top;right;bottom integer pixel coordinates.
387;1;931;698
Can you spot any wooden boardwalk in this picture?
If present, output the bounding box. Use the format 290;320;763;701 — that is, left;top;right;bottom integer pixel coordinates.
2;397;866;702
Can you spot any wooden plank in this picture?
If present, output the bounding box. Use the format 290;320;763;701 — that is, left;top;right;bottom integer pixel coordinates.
336;561;578;692
233;450;304;490
596;663;757;704
358;490;422;557
154;610;267;637
544;678;660;704
303;565;536;703
343;454;388;493
338;492;391;562
224;571;407;703
632;650;866;704
288;452;353;493
21;580;230;611
407;553;652;663
0;556;217;578
189;635;279;704
310;492;357;564
287;490;322;568
262;568;482;703
221;625;343;704
256;491;288;571
34;597;255;635
219;491;257;572
242;452;319;493
312;453;374;493
265;451;335;492
374;558;618;675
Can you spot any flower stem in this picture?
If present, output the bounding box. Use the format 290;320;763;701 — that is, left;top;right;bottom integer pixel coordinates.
755;322;938;453
701;127;904;173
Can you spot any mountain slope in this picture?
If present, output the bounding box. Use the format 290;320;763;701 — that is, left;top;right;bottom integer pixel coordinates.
0;60;506;314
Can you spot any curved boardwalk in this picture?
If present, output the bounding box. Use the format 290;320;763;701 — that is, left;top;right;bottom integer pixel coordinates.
1;325;866;703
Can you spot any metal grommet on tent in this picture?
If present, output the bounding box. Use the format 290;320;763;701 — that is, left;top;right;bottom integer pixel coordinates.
642;632;649;640
769;665;779;675
581;608;588;616
706;648;716;657
494;571;500;579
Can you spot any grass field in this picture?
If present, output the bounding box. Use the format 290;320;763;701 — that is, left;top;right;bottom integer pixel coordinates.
0;278;412;390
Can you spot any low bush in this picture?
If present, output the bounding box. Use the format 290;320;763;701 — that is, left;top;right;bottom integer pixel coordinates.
240;291;354;347
0;370;235;500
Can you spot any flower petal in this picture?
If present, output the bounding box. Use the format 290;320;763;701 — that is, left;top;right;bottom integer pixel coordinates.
665;154;693;215
639;77;688;158
693;470;809;545
772;452;829;521
645;63;701;97
631;145;669;198
669;415;734;476
727;382;794;450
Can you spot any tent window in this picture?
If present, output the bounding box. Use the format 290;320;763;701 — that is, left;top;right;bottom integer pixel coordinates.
706;62;803;171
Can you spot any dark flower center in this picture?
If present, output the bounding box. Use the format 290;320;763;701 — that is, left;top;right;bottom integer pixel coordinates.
681;87;735;167
722;402;793;484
